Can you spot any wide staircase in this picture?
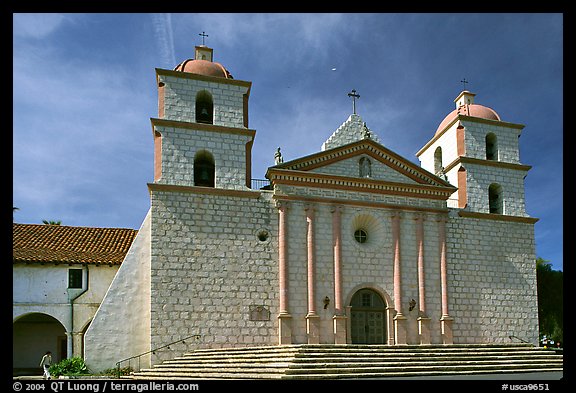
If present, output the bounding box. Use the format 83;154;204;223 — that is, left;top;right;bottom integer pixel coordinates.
130;343;563;379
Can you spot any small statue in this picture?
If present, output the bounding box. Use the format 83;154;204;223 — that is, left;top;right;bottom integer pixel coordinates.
274;147;283;165
362;122;372;139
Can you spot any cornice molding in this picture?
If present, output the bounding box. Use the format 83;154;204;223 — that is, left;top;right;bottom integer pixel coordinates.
148;183;261;199
150;117;256;138
444;156;532;173
268;168;456;201
155;67;252;90
458;210;539;224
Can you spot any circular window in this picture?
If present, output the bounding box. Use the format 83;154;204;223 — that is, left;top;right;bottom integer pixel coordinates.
354;229;368;244
351;214;382;249
256;229;270;242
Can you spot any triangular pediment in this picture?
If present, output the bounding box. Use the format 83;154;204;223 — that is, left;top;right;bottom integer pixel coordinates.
270;138;452;187
266;139;456;201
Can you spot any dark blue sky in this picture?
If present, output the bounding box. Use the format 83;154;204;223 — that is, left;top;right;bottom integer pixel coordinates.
13;13;563;270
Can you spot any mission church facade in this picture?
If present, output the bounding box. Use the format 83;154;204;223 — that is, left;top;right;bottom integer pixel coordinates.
83;45;539;371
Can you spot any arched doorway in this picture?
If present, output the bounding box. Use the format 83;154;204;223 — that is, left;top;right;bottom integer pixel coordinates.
350;288;387;344
13;313;67;374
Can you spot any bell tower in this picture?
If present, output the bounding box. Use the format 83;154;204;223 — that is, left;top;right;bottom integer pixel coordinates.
416;90;532;218
151;45;255;190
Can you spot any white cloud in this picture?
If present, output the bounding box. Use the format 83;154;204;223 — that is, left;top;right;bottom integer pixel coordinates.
150;13;176;69
13;13;68;38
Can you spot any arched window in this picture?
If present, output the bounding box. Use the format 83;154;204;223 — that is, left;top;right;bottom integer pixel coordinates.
359;157;371;178
434;146;443;175
488;183;503;214
195;90;213;124
486;133;498;161
194;150;215;187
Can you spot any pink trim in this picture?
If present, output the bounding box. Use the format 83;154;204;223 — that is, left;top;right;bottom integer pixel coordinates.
331;205;343;315
305;204;316;315
278;202;289;314
392;212;403;315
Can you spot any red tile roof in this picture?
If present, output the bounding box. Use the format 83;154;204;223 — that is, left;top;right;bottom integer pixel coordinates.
13;223;138;265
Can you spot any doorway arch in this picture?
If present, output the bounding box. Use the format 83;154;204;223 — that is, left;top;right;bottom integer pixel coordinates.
13;313;67;372
349;288;387;344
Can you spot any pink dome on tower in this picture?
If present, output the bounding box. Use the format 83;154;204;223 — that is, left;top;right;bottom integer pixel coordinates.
173;45;234;79
434;90;501;136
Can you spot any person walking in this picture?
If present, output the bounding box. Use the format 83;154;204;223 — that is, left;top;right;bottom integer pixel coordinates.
39;351;52;380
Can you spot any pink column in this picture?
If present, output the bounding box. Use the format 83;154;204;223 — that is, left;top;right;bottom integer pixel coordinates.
331;205;347;344
332;205;343;315
415;214;426;315
305;204;320;344
278;201;289;314
392;212;403;315
438;214;453;344
415;213;431;344
277;201;292;344
305;204;317;315
438;215;449;318
392;211;407;345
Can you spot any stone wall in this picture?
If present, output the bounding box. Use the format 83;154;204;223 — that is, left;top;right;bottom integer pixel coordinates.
446;212;539;345
149;188;278;364
158;73;249;128
463;161;528;216
153;123;253;190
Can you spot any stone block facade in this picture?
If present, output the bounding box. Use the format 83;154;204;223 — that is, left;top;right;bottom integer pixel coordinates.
158;72;249;128
446;212;538;344
82;49;540;371
148;187;278;363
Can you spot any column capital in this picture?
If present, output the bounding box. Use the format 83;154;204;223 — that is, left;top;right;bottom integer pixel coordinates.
304;202;315;215
276;200;290;211
390;210;403;220
436;212;449;223
413;212;426;221
330;204;343;214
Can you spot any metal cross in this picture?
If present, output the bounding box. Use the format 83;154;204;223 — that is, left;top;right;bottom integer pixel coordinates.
348;89;360;114
460;78;469;90
199;31;209;46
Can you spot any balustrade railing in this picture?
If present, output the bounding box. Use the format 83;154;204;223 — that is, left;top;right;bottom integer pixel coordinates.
115;334;201;377
251;178;272;190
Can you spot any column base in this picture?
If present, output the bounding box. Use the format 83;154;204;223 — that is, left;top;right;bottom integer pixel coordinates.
278;313;293;345
306;313;320;344
394;313;408;345
440;315;454;344
333;314;347;344
417;316;431;345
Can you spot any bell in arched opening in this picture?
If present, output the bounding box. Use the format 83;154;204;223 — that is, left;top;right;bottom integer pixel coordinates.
194;150;215;187
195;90;214;124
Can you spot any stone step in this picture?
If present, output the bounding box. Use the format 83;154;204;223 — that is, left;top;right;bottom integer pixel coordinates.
131;344;563;380
160;353;562;365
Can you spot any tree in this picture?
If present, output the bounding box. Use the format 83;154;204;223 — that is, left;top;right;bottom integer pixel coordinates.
42;220;62;225
536;257;563;345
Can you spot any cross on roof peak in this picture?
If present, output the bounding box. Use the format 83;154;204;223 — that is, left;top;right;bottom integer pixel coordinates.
347;89;360;114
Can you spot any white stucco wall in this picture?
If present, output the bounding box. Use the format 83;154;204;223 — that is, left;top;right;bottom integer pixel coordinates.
83;210;151;372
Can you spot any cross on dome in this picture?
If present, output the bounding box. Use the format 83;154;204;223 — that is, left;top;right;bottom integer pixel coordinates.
199;31;209;46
